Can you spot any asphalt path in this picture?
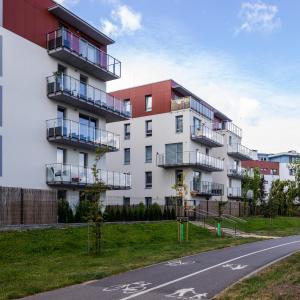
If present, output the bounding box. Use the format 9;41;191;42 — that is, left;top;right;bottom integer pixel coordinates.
21;235;300;300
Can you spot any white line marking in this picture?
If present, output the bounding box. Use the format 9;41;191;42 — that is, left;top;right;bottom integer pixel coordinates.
119;240;300;300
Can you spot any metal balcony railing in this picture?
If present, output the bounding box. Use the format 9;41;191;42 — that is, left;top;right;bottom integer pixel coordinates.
213;121;242;138
47;73;131;119
171;97;214;120
228;143;255;160
46;118;120;151
191;125;224;147
191;181;224;196
156;151;224;171
47;28;121;79
227;187;242;198
227;166;248;178
46;163;131;190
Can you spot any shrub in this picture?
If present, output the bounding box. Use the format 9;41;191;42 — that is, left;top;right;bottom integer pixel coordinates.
57;198;74;223
74;200;91;222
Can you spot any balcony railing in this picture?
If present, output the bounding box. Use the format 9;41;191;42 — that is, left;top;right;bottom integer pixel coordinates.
227;166;247;178
213;121;242;138
171;97;214;120
46;163;131;190
46;118;120;151
228;143;255;160
227;187;242;198
47;74;131;121
191;125;224;147
191;181;224;196
156;151;224;172
47;28;121;81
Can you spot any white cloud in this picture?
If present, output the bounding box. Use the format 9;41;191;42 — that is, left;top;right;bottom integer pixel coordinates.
107;47;300;153
55;0;80;7
101;4;142;36
237;1;281;34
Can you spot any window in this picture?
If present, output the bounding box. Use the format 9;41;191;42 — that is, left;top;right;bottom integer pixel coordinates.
205;148;209;155
145;146;152;163
79;114;96;142
57;148;66;164
123;197;130;206
145;95;152;112
80;74;88;99
124;148;130;165
193;117;201;130
289;168;296;176
145;197;152;207
175;115;183;133
145;120;152;137
124;123;130;140
58;64;66;74
124;99;131;114
145;171;152;188
165;143;183;164
79;152;88;168
175;170;183;185
229;136;232;146
57;190;67;201
57;107;65;119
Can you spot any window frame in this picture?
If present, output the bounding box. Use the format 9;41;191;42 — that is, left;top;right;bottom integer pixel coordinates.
124;123;130;140
145;120;152;137
145;95;152;112
145;145;152;163
175;115;183;133
124;148;131;165
145;171;152;189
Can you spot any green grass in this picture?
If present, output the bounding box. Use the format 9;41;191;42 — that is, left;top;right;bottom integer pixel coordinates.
0;222;256;300
207;216;300;236
217;251;300;300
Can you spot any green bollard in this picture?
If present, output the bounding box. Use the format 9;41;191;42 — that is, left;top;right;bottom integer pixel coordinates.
217;222;221;237
180;223;185;242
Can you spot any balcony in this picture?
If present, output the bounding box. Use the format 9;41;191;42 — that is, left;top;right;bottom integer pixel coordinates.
156;151;224;172
191;181;224;197
227;143;255;161
47;74;131;122
46;118;120;152
227;187;242;199
46;163;131;190
191;125;224;147
227;167;247;179
171;97;214;120
47;28;120;81
213;121;242;138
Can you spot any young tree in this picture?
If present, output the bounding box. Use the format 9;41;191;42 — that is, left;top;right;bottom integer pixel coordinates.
171;173;188;216
84;147;109;255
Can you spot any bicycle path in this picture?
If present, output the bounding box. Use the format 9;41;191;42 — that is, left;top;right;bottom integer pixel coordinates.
20;235;300;300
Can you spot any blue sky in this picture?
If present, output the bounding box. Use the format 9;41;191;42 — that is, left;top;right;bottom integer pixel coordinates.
58;0;300;153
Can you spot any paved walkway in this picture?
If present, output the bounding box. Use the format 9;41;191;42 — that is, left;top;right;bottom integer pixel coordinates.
190;221;279;239
21;235;300;300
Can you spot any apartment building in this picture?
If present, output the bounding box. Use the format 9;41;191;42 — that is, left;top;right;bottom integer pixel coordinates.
106;80;256;206
0;0;131;207
242;160;280;199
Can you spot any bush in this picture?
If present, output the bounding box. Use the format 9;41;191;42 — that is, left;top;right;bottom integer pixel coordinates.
58;198;74;223
74;200;91;222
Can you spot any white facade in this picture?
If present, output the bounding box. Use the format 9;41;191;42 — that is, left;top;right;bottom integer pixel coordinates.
107;96;255;206
0;24;129;207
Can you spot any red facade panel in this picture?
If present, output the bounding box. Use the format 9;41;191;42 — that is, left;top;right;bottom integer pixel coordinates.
110;80;173;118
242;160;280;175
3;0;106;51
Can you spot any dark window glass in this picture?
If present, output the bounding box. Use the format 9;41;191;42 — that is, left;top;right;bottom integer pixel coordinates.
123;197;130;206
145;197;152;207
175;170;183;185
175;115;183;133
124;123;130;140
145;171;152;188
145;146;152;163
124;148;130;165
146;120;152;136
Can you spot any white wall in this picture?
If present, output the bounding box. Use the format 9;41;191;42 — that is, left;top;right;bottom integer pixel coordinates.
107;109;222;205
0;27;110;205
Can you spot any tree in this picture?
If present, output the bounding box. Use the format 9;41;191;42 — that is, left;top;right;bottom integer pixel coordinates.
171;173;188;216
83;147;109;255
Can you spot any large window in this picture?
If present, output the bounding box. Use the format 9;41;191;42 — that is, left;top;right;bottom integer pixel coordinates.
145;171;152;188
57;148;66;164
145;146;152;163
124;123;130;140
165;143;183;164
123;197;130;206
175;115;183;133
145;95;152;112
124;148;130;165
145;197;152;207
79;114;96;142
145;120;152;137
193;117;201;130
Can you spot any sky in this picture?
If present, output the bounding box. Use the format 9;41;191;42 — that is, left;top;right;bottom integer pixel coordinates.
57;0;300;154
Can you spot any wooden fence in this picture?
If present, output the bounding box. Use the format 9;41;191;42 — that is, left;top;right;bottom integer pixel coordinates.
0;186;57;225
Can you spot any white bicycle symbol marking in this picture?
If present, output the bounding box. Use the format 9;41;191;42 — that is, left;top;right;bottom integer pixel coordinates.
166;288;208;299
103;281;152;294
166;260;196;267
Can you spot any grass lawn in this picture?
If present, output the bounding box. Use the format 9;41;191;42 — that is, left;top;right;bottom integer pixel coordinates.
217;251;300;300
0;222;256;300
208;216;300;237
